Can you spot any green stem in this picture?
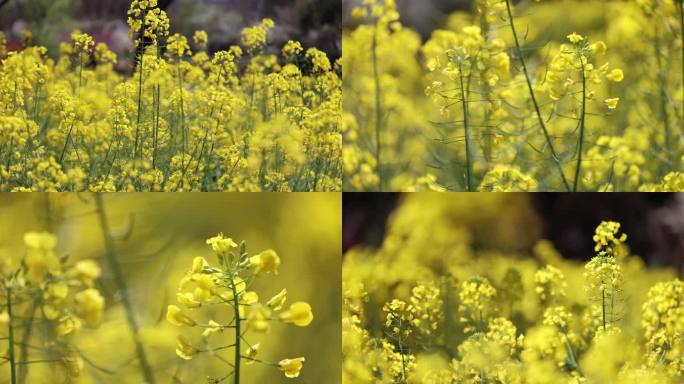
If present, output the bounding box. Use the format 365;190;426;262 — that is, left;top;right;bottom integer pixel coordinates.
17;302;37;384
611;285;615;326
372;24;383;191
478;18;493;163
134;18;147;160
573;57;587;192
458;63;473;191
177;61;186;157
562;331;580;372
227;272;241;384
397;319;407;384
654;24;672;167
58;123;74;165
601;288;606;331
504;0;570;191
7;287;17;384
152;83;160;170
78;52;83;91
94;195;156;384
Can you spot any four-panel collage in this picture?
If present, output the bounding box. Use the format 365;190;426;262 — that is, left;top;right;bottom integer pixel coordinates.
1;0;684;383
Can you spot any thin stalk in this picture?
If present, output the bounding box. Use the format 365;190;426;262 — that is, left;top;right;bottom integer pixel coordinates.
573;57;587;192
478;16;494;163
152;84;160;169
17;303;37;384
504;0;571;191
134;18;147;159
32;84;40;122
13;79;18;111
5;137;13;170
397;319;407;384
458;63;473;191
610;285;615;326
562;331;580;372
654;24;672;165
227;272;241;384
372;23;383;191
78;52;83;91
601;288;606;331
58;123;75;165
7;287;17;384
94;195;155;384
177;61;187;157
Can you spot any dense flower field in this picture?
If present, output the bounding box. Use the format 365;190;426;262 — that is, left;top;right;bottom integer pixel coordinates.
0;193;341;383
0;0;341;191
343;0;684;191
343;195;684;383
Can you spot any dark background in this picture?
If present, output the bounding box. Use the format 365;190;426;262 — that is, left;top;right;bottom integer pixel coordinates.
343;193;684;275
343;0;476;38
1;0;341;69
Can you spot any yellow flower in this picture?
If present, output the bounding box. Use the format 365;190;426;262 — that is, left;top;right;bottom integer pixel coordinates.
166;305;196;327
245;343;260;364
242;291;259;304
191;256;208;274
267;289;287;311
567;33;584;44
55;314;82;336
75;288;105;326
306;48;331;73
193;30;208;49
67;260;101;286
72;32;94;55
175;334;195;360
604;98;619;109
167;33;191;60
246;304;272;332
24;231;60;282
278;357;305;378
589;41;607;55
46;281;69;300
220;277;246;301
282;40;303;61
250;249;281;276
202;319;223;337
177;292;201;308
280;302;313;327
606;69;624;82
206;233;238;256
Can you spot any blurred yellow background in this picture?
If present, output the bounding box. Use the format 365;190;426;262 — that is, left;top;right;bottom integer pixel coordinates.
0;192;341;383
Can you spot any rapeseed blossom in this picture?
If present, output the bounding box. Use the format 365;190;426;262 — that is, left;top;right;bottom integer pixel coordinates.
343;195;684;383
167;234;313;381
0;1;340;191
1;231;105;380
343;0;683;191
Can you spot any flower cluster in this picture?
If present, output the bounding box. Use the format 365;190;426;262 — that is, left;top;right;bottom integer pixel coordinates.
535;264;567;305
642;279;684;375
343;194;684;383
343;0;684;191
127;0;170;47
1;232;104;380
0;1;341;191
166;234;313;381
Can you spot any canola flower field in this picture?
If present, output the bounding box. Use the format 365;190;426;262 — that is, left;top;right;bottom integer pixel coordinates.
343;0;684;191
0;0;341;191
0;193;341;383
343;194;684;383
